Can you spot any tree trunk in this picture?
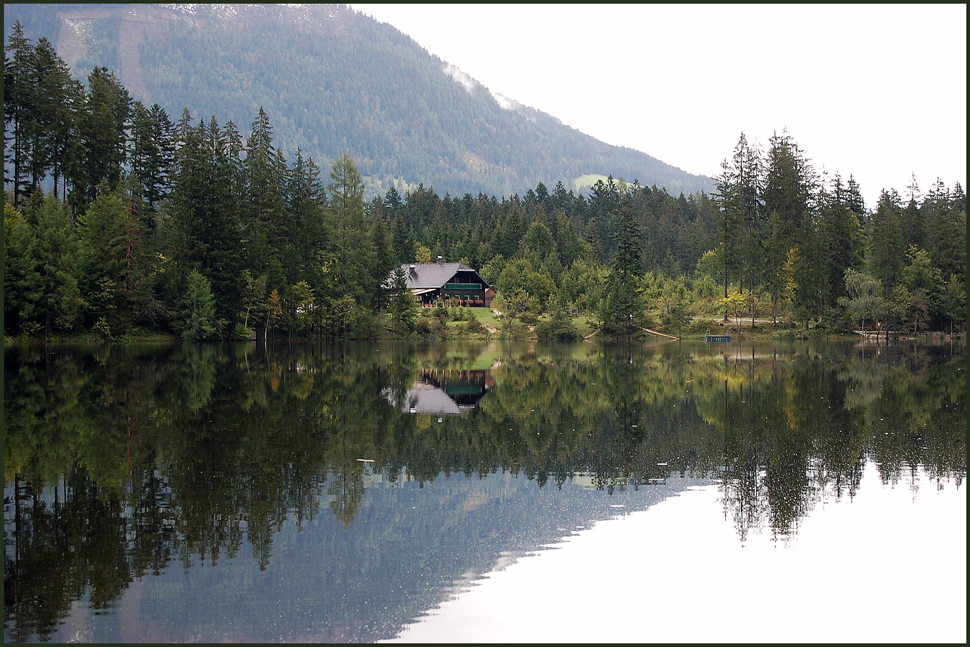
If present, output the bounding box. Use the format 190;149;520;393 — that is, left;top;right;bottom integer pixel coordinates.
722;261;729;322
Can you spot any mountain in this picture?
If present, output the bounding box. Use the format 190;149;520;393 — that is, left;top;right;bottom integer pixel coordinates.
4;3;716;199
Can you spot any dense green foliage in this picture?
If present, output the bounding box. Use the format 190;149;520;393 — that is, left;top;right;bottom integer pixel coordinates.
4;26;965;342
712;131;965;335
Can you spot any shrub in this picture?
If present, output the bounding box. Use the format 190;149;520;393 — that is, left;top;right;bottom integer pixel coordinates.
181;271;218;341
232;323;253;340
463;317;484;335
535;309;582;341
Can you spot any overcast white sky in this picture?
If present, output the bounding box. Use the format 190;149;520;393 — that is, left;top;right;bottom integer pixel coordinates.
353;4;966;208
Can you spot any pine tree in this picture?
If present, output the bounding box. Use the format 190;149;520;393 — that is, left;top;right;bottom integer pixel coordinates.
714;133;764;323
130;101;175;212
384;186;403;217
244;107;287;292
868;189;906;292
600;205;644;334
388;266;418;333
923;179;966;282
587;176;620;260
502;204;526;260
33;193;83;339
204;116;244;328
391;211;413;265
713;138;743;305
900;172;924;250
4;202;43;336
762;131;814;322
80;66;132;206
77;184;140;336
4;22;36;208
370;214;395;312
168;114;243;333
327;151;375;309
950;182;966;213
817;193;867;313
181;271;218;341
286;148;328;287
29;37;75;198
61;79;88;216
845;175;866;222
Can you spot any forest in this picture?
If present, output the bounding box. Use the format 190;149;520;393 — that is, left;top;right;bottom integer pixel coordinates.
4;24;966;343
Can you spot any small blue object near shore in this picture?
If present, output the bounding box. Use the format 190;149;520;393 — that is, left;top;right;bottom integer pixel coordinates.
705;335;732;342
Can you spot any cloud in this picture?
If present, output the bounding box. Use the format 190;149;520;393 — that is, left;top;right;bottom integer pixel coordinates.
442;63;478;95
492;92;513;110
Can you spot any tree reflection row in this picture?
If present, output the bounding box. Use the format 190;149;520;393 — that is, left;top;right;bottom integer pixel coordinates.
4;340;965;640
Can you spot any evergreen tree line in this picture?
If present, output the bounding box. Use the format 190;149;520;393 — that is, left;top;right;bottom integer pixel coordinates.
4;27;965;341
713;132;965;336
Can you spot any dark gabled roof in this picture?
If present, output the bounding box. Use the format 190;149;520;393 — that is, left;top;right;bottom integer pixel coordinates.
392;262;490;290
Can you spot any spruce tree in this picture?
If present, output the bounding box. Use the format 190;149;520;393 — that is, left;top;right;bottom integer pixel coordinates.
3;202;43;335
713;136;745;306
762;131;815;322
30;37;74;198
370;214;395;312
900;172;924;250
327;151;375;309
33;193;83;339
868;189;906;292
600;205;643;334
244;107;287;293
391;211;413;265
924;180;966;282
817;197;867;313
287;148;328;288
77;184;140;336
80;66;131;205
4;22;36;207
130;101;175;211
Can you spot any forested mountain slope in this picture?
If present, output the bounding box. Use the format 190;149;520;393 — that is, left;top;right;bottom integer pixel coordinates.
4;2;715;198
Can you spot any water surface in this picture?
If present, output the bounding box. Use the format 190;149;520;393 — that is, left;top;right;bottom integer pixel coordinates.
4;339;965;642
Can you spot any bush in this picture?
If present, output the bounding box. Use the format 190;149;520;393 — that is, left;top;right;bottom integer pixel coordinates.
181;271;218;341
232;323;253;340
535;309;582;341
462;317;484;335
416;315;447;338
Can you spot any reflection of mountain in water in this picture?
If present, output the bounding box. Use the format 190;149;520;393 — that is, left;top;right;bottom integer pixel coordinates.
16;469;711;643
3;341;965;643
398;369;495;415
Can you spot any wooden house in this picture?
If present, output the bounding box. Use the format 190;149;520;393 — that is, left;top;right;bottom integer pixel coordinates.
390;257;493;307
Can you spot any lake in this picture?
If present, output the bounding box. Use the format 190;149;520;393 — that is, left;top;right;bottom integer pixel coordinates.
3;338;965;643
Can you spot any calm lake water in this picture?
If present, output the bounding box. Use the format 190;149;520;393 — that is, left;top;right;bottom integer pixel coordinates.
4;339;966;643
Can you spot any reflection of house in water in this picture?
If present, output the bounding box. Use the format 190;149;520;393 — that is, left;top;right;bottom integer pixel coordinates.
398;369;495;415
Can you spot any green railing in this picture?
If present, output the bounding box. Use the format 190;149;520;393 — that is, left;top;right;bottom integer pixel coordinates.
444;283;481;290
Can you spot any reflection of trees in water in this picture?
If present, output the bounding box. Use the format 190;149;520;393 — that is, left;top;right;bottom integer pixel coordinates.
5;466;176;642
328;465;365;530
3;341;965;638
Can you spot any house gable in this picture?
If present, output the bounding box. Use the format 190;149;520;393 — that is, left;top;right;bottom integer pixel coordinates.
389;262;493;307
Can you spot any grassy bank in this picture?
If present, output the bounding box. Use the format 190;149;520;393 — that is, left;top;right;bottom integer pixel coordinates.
6;311;957;345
